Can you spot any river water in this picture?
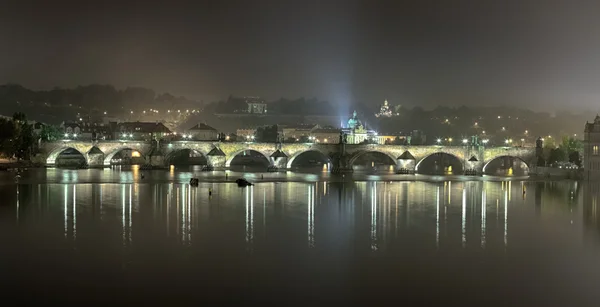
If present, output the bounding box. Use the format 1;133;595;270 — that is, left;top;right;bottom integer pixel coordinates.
1;167;600;305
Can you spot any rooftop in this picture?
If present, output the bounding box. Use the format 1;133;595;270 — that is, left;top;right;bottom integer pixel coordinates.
189;123;217;131
118;121;171;133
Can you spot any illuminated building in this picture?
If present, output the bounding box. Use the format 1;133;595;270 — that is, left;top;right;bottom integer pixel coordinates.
375;99;394;117
187;123;219;141
342;110;380;144
585;115;600;179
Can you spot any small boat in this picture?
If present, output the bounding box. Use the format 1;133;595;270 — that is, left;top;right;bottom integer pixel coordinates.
189;178;199;186
235;178;253;187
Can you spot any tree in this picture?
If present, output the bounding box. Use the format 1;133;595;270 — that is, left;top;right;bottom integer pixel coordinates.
548;147;567;165
569;151;582;167
40;124;62;142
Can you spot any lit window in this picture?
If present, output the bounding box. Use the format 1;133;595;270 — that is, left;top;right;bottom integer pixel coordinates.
594;145;599;155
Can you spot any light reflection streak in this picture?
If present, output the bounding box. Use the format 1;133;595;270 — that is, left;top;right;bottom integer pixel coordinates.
129;185;132;244
181;184;186;245
308;185;315;248
122;184;126;246
16;185;19;222
245;186;254;249
462;188;466;248
436;186;440;249
187;185;191;244
481;189;487;248
504;190;508;248
371;182;378;251
73;185;77;240
64;185;68;237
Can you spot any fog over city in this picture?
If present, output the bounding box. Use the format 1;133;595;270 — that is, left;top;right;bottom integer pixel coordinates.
3;0;600;112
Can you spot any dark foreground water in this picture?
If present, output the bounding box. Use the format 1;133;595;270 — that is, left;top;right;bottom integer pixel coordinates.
1;168;600;305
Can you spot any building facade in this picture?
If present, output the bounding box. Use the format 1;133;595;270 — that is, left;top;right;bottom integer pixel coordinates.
187;123;218;141
245;97;267;114
114;122;172;141
311;127;341;144
281;124;318;141
236;128;256;140
585;115;600;179
342;110;380;144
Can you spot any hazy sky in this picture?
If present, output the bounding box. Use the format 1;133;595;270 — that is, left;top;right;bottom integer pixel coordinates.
2;0;600;110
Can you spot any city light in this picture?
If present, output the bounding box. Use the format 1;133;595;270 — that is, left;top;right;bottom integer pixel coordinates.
73;134;77;138
482;139;489;144
474;122;478;126
498;116;501;119
168;110;171;113
502;127;506;131
436;138;441;144
462;139;468;144
129;134;133;138
482;130;486;134
505;140;509;144
525;130;528;134
64;133;69;138
104;111;107;115
122;133;127;138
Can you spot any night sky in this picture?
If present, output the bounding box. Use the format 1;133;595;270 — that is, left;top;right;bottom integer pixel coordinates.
2;0;600;110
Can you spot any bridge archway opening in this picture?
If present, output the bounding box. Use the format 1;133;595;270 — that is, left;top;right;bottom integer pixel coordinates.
415;152;463;175
351;151;397;172
166;149;207;166
227;150;271;169
483;156;529;176
104;148;146;166
287;150;330;170
52;148;87;168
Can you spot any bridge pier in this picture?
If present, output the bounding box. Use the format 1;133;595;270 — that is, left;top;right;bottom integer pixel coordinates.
87;153;104;168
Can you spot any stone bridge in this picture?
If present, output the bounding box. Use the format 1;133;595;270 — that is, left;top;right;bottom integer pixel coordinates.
36;140;537;174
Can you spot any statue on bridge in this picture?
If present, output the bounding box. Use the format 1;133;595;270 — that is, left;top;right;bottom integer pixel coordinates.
339;131;348;144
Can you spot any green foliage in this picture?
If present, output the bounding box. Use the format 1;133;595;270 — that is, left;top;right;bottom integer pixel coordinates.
548;147;567;164
0;113;35;160
40;125;63;141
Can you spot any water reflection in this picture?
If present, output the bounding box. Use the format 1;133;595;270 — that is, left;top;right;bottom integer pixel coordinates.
4;174;600;304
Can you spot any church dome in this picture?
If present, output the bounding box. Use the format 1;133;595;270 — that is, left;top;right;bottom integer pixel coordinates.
347;110;362;129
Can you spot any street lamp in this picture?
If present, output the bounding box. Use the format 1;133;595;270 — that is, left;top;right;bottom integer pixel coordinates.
482;139;489;144
436;138;441;144
73;134;77;138
129;134;133;138
64;133;69;138
462;139;468;144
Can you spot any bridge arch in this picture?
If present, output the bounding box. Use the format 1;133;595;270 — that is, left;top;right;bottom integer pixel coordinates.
226;149;272;167
103;146;148;166
482;155;530;175
349;150;397;167
165;148;208;165
286;149;330;168
415;152;464;174
46;146;88;166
